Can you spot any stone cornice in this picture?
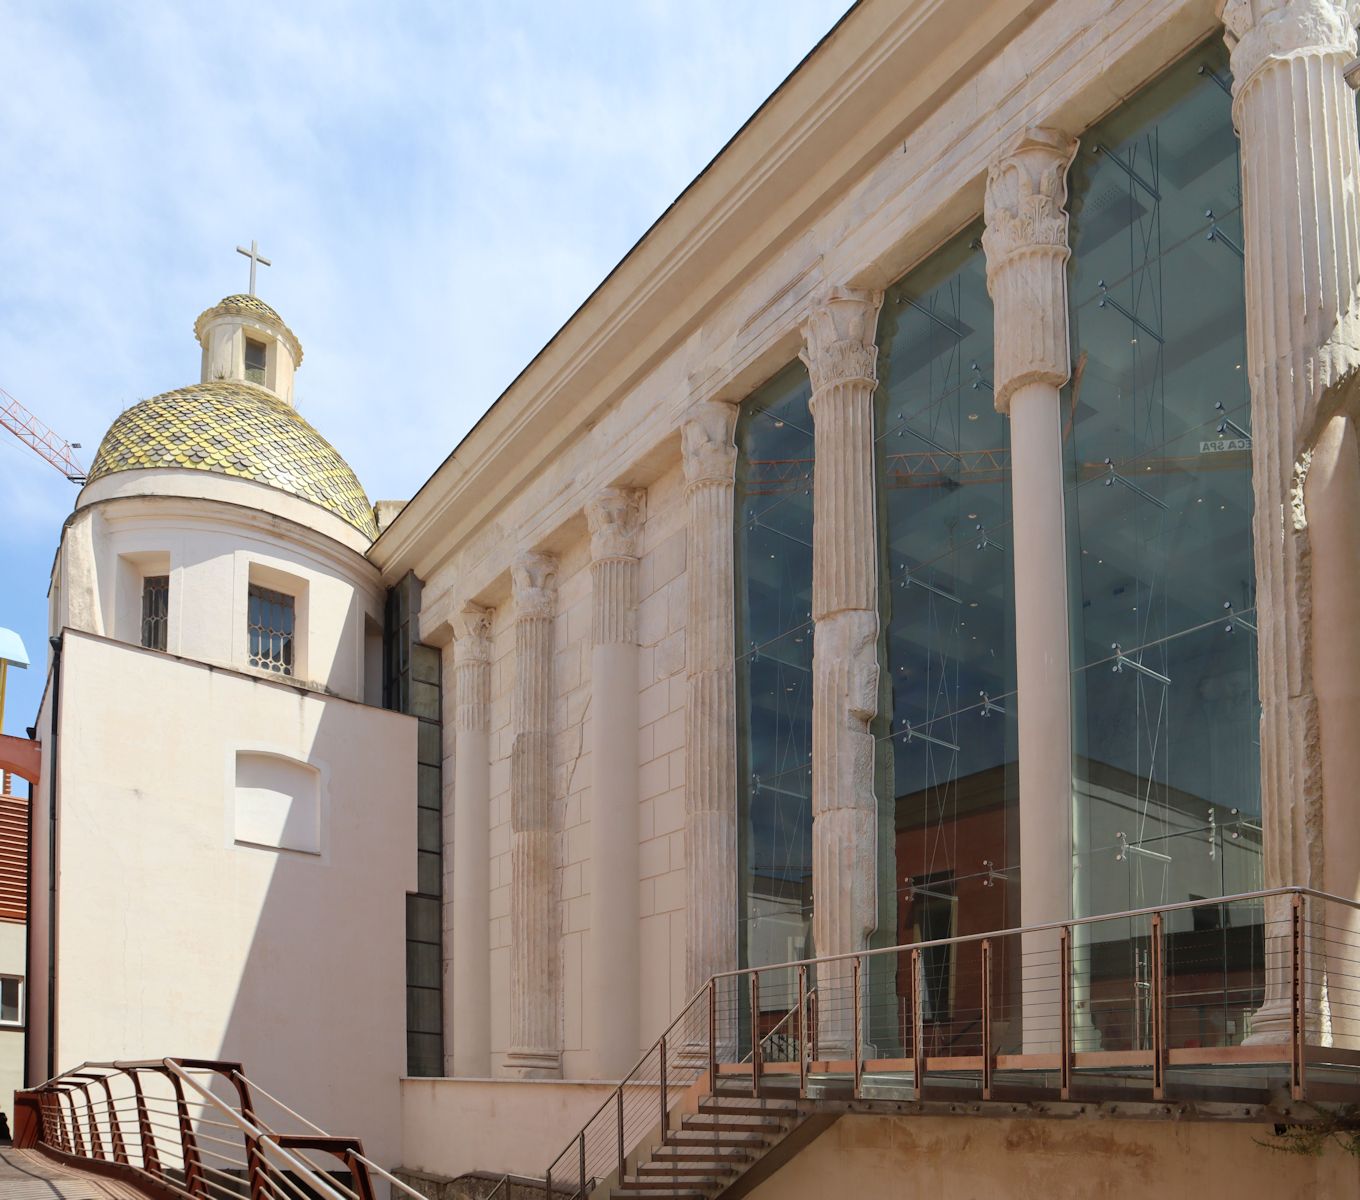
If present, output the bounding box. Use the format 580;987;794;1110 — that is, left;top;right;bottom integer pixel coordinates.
798;286;884;395
586;487;644;561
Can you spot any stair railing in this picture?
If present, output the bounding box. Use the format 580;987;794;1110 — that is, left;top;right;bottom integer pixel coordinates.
20;1057;432;1200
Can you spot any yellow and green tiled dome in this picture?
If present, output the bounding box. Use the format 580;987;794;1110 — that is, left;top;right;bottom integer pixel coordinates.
87;380;376;539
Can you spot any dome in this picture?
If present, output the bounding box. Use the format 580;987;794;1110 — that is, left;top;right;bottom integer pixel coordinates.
87;380;377;539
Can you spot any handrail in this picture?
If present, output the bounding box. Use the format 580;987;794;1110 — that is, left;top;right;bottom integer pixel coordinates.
547;885;1360;1197
26;1057;381;1200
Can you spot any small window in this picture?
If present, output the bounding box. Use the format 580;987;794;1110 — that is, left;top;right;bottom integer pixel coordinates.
0;976;22;1025
248;584;295;675
141;575;169;651
244;337;267;384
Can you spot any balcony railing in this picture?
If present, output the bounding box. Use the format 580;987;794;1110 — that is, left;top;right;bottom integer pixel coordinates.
547;887;1360;1199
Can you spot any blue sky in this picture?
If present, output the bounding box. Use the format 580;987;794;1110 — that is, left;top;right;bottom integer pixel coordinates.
0;0;849;734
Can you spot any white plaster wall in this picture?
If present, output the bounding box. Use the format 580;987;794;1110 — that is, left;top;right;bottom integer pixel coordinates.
0;921;25;1116
399;1078;614;1180
57;494;382;703
32;632;415;1167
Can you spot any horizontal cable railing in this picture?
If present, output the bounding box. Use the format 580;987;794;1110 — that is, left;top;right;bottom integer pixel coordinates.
548;886;1360;1199
23;1058;435;1200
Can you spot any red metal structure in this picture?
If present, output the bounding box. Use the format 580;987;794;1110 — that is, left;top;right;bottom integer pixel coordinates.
1;385;85;482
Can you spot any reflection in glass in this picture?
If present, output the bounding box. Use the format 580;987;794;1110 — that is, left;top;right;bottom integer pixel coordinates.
875;229;1018;1052
735;363;815;971
1066;43;1262;1047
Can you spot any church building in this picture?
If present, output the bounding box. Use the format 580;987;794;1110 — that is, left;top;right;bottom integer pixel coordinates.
19;0;1360;1196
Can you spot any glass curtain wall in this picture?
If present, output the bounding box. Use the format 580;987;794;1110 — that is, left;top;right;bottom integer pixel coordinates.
1065;44;1261;1047
735;363;816;973
873;229;1018;1053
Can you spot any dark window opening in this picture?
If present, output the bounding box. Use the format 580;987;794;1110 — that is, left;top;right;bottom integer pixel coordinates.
141;575;169;651
245;337;267;385
248;584;295;675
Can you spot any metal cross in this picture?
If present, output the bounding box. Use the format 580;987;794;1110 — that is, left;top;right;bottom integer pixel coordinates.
235;239;272;296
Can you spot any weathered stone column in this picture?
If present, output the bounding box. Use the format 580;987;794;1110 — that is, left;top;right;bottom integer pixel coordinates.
451;603;493;1076
682;402;739;1031
982;127;1083;1051
799;287;883;1058
1222;0;1360;1040
505;552;561;1077
584;487;644;1077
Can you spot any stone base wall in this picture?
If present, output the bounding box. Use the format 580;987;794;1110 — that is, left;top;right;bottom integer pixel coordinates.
748;1114;1360;1200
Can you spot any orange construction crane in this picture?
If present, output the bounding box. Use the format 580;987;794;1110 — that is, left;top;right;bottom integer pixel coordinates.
0;385;85;482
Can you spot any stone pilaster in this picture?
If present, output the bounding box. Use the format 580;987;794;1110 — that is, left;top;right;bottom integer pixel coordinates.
505;552;561;1077
584;487;644;1077
1221;0;1360;1040
451;603;493;1076
799;286;883;1057
681;401;739;1010
983;127;1084;1050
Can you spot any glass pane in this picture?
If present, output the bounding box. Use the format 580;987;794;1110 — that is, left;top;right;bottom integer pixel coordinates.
736;362;815;971
0;978;18;1023
1065;42;1260;943
875;228;1018;1052
247;584;295;675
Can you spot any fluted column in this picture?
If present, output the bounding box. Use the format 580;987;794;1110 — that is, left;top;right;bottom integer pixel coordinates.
451;603;493;1076
505;552;561;1077
799;287;883;1057
1222;0;1360;1040
682;402;739;1020
584;487;643;1077
983;127;1084;1051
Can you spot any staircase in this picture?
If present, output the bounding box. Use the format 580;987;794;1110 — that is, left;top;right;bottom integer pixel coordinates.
612;1090;818;1200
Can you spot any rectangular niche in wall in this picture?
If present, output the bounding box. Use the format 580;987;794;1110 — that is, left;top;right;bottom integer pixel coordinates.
233;751;323;855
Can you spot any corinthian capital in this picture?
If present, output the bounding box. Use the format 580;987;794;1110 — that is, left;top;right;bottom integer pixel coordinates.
512;552;558;621
586;487;644;562
983;127;1079;412
453;602;494;665
1221;0;1359;89
681;399;738;489
982;127;1078;270
798;286;883;394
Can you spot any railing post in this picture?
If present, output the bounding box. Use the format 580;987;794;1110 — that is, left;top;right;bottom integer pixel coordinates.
130;1072;161;1176
981;939;993;1102
63;1091;85;1157
797;965;808;1098
708;978;718;1087
810;988;819;1065
1291;892;1307;1102
578;1130;586;1200
659;1035;668;1146
546;1167;553;1200
852;956;863;1100
616;1087;625;1182
1060;925;1073;1101
98;1077;129;1165
1150;913;1166;1100
749;972;762;1099
911;948;924;1102
166;1071;206;1199
77;1085;105;1161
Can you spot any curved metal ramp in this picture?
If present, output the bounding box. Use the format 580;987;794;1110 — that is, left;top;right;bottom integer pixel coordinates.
0;1147;152;1200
